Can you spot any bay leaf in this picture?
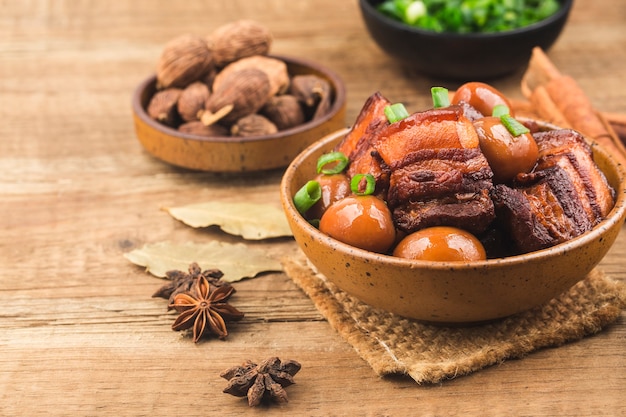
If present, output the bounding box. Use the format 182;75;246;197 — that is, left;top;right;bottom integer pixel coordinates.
165;201;293;240
124;240;282;282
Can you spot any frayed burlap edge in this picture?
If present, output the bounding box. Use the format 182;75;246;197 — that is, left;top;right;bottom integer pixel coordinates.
281;253;626;384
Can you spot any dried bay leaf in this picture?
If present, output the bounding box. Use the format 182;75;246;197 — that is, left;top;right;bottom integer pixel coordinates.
124;241;282;282
165;201;293;240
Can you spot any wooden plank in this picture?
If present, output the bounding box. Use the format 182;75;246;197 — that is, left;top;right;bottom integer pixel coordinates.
0;0;625;415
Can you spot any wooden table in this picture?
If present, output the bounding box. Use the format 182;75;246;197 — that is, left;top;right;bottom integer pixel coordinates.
1;1;625;415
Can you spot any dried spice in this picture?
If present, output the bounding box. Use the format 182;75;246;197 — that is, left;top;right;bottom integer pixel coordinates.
214;55;290;97
164;201;293;240
147;88;182;127
168;272;244;342
221;357;301;407
261;95;306;130
230;114;278;137
156;34;214;89
208;19;273;68
202;67;271;126
153;262;227;304
179;120;229;137
124;240;283;281
145;21;332;138
289;74;332;120
177;81;210;122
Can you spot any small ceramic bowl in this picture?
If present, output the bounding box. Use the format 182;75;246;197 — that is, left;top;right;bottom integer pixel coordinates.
132;55;346;172
280;126;626;324
358;0;573;80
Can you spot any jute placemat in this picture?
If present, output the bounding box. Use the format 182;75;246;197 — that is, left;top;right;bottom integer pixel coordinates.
281;253;626;384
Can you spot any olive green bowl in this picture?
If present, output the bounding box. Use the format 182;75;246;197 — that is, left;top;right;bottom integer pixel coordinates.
132;55;346;173
280;127;626;324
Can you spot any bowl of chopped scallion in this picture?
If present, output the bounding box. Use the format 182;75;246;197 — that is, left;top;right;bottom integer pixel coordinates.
359;0;573;79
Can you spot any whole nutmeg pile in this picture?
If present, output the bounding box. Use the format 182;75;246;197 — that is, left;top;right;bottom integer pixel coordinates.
147;20;334;138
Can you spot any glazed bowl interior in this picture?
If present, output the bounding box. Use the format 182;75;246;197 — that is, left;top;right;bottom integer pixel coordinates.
358;0;573;80
132;55;347;172
280;126;626;324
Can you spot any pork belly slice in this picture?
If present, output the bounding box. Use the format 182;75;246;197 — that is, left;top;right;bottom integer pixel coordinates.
492;129;615;253
493;173;590;253
374;106;481;167
335;91;390;159
375;106;495;234
532;129;614;220
387;147;493;204
334;91;391;195
394;189;495;235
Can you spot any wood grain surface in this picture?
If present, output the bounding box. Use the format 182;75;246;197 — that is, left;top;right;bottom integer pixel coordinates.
1;1;625;415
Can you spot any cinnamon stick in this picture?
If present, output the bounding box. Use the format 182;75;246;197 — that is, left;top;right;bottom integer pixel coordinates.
520;47;562;98
521;47;626;167
508;98;540;120
543;75;608;139
528;85;572;129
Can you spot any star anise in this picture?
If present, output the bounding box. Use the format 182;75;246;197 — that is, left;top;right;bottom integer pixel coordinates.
221;357;302;407
168;274;244;342
153;262;226;305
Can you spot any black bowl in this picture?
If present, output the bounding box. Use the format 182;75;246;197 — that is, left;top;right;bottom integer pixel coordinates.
359;0;573;80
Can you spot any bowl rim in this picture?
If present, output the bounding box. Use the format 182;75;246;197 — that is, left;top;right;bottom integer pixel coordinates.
281;124;626;271
131;54;347;144
359;0;574;39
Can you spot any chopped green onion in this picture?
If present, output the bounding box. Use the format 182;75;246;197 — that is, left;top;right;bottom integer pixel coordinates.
431;87;450;108
376;0;561;34
492;104;510;117
350;174;376;196
293;180;321;215
316;151;349;174
500;114;530;137
384;103;410;123
405;0;427;24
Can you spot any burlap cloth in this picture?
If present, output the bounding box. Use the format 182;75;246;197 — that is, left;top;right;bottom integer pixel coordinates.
281;253;626;384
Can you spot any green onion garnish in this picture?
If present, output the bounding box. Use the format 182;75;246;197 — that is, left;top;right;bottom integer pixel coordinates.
431;87;450;108
376;0;560;34
500;114;530;137
405;0;427;24
293;180;321;215
384;103;410;123
350;173;376;196
492;104;510;117
316;151;349;174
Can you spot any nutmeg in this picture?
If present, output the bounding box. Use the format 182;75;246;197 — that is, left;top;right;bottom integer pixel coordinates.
289;74;332;120
147;88;182;127
202;66;219;88
177;81;210;122
214;55;289;97
156;34;214;89
230;114;278;137
201;68;271;126
207;20;272;68
261;95;306;130
179;120;229;137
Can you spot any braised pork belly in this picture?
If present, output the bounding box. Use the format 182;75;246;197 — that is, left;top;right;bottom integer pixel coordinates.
492;129;615;253
334;92;615;256
379;107;495;234
335;92;391;197
338;103;496;235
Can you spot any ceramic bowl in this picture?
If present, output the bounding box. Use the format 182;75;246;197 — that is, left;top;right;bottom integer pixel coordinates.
132;55;346;172
280;126;626;324
358;0;573;80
